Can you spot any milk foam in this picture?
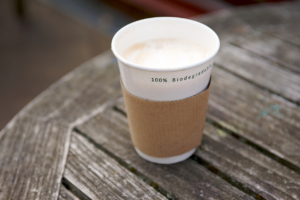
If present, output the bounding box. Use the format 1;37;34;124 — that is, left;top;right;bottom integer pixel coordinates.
122;38;209;69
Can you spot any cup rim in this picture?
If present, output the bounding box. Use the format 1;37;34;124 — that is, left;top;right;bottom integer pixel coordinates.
111;17;220;72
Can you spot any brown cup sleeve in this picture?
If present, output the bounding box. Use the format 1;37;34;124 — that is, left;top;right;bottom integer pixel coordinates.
121;78;211;158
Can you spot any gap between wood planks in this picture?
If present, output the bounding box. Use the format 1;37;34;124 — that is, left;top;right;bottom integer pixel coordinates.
190;155;265;200
62;178;91;200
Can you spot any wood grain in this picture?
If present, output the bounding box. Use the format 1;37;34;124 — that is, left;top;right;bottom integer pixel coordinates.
64;132;167;200
0;116;71;200
77;108;254;200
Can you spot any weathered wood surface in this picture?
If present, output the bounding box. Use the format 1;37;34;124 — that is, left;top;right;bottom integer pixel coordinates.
58;186;80;200
77;108;254;200
64;132;167;200
0;116;71;200
1;2;300;200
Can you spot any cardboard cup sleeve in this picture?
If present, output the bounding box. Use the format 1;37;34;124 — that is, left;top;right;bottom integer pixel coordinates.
121;78;211;158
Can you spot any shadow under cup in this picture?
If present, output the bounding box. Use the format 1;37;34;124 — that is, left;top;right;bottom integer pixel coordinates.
112;17;220;164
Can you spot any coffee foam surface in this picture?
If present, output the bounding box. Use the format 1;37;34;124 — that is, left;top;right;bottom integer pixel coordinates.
122;38;209;70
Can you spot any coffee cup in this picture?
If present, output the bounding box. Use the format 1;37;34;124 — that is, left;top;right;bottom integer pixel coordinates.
112;17;220;164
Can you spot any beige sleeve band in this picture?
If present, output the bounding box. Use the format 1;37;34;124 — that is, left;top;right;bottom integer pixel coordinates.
121;78;211;158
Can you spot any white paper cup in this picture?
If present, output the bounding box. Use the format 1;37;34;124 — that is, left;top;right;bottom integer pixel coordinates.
112;17;220;164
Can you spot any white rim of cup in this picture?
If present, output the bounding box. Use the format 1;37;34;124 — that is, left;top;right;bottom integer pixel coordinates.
111;17;220;72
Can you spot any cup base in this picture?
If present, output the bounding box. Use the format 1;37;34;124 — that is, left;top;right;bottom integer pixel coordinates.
134;147;196;164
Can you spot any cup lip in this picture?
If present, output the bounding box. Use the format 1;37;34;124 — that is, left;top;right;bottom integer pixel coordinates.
111;17;220;72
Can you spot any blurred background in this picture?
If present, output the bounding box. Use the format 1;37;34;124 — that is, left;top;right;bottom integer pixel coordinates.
0;0;294;129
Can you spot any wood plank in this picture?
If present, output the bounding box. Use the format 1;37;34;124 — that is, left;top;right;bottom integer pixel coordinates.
19;51;122;127
0;116;71;200
77;108;254;200
197;123;300;200
214;43;300;104
58;185;80;200
230;30;300;74
63;132;167;200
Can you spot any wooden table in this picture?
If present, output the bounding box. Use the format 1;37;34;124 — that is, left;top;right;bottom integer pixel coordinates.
1;2;300;200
